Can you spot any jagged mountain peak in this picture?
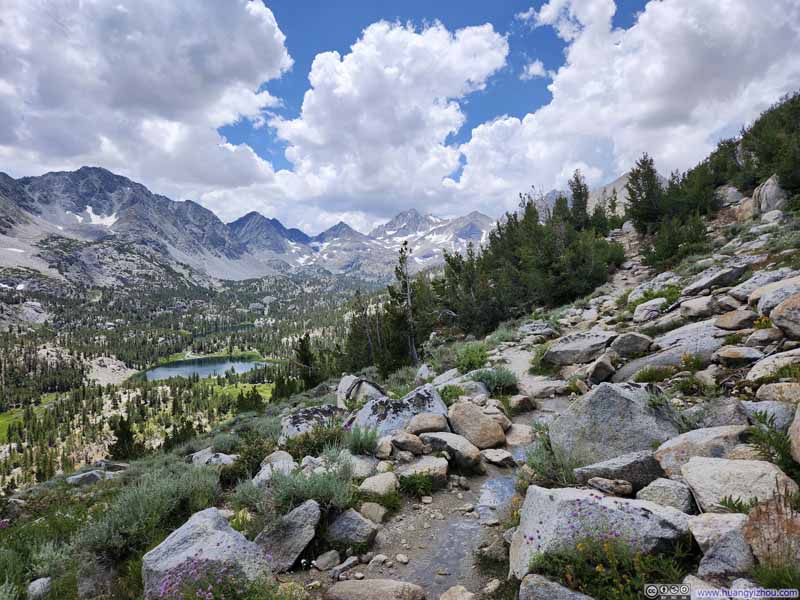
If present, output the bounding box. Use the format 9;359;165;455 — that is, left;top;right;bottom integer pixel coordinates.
369;208;442;239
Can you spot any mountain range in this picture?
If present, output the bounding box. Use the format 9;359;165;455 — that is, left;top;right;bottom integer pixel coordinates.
0;167;494;290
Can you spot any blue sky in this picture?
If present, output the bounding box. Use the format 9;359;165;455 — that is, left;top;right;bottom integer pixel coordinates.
221;0;646;173
3;0;798;232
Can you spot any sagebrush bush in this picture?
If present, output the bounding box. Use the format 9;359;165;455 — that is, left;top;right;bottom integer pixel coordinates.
470;367;518;395
384;366;418;397
283;421;346;460
486;324;516;348
30;540;72;578
345;425;378;456
0;579;18;600
77;459;220;562
268;449;353;514
524;424;579;488
456;342;488;373
232;479;265;513
212;432;240;454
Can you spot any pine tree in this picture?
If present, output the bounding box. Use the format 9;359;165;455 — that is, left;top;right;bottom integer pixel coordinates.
388;242;420;366
568;169;590;230
626;153;663;233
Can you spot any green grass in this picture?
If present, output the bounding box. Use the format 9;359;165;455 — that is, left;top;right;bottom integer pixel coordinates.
210;382;274;401
398;473;434;497
0;392;60;443
633;365;676;383
628;284;682;310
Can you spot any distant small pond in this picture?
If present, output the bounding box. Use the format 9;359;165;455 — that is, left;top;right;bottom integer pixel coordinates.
141;357;267;381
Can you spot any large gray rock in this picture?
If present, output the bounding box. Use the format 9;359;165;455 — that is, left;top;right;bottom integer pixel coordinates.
27;578;52;600
610;332;653;357
752;276;800;316
741;400;797;432
654;426;748;478
280;405;346;444
253;450;297;487
613;319;727;382
682;265;747;296
405;412;449;435
573;450;664;492
715;309;758;330
688;513;748;552
254;500;320;572
712;345;764;367
633;298;667;323
326;509;379;547
142;508;270;599
190;447;238;466
746;348;800;381
682;397;749;428
419;432;482;471
698;529;754;578
756;382;800;403
324;579;425;600
791;405;800;463
359;472;398;497
518;575;592;600
681;457;799;512
509;486;689;579
542;329;617;366
753;174;787;214
771;293;800;339
66;470;113;486
549;383;682;464
636;478;696;513
716;184;744;207
352;384;447;437
680;296;721;320
448;401;505;449
729;268;797;302
745;327;785;347
336;376;385;410
398;456;449;489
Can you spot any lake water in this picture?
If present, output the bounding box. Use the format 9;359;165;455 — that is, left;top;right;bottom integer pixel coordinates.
142;357;267;381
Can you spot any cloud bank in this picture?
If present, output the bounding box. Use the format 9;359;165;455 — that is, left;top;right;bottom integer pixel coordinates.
1;0;799;233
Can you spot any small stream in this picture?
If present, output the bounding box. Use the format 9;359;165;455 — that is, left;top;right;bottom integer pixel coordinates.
403;461;520;596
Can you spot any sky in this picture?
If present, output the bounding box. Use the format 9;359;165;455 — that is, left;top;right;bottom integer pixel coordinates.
1;1;799;234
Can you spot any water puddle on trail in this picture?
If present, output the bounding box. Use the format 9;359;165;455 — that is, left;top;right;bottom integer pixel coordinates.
403;466;519;596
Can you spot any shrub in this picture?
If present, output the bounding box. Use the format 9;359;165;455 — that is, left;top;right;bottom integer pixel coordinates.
748;412;800;484
456;342;488;373
231;479;264;513
398;473;433;498
643;214;709;271
629;285;682;310
752;563;800;592
212;432;240;454
157;562;310;600
523;424;579;488
283;420;346;460
680;353;703;372
344;425;378;456
470;367;518;395
529;344;558;377
528;537;697;599
673;376;702;396
486;324;516;348
0;580;18;600
633;366;675;383
384;366;418;398
268;449;353;514
439;384;464;406
77;460;220;562
30;540;72;579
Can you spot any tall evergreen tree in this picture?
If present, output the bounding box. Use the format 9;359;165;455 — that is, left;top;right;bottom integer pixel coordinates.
626;153;663;233
568;169;590;230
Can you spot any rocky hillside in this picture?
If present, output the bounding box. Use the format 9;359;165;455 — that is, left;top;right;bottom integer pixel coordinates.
3;171;799;600
0;168;495;289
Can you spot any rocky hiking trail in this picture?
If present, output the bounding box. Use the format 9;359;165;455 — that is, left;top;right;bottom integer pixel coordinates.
64;180;800;600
